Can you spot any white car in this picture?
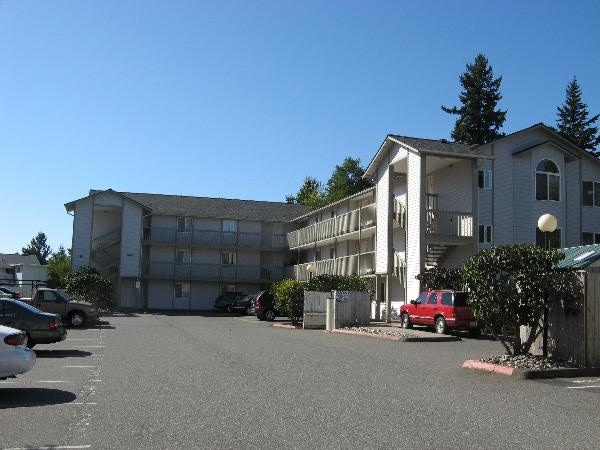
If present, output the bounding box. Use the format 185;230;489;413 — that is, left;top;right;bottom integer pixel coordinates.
0;325;36;380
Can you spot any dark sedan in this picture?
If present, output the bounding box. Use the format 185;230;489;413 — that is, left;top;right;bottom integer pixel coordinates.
0;299;67;348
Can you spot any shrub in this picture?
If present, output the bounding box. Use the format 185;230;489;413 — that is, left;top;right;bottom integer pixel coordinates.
416;266;461;291
64;267;113;310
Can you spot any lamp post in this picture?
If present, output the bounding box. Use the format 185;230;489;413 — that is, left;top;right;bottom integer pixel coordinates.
306;263;315;282
537;213;558;249
537;213;557;357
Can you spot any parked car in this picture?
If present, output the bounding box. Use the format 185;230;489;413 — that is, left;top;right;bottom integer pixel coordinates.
0;299;67;348
0;287;21;299
252;291;279;322
0;324;36;379
232;294;255;315
399;290;480;336
214;292;247;313
21;287;99;327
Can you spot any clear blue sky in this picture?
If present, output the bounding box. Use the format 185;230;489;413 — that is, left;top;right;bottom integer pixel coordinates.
1;0;599;254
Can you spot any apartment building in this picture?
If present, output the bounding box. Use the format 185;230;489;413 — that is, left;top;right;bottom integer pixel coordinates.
287;123;600;311
65;190;307;309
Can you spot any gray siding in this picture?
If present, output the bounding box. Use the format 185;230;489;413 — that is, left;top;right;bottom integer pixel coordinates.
565;159;581;246
72;197;93;270
477;158;493;249
147;280;173;309
429;159;472;212
120;201;143;277
582;161;600;236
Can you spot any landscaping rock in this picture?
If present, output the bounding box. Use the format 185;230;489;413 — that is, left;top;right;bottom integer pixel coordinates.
479;354;577;370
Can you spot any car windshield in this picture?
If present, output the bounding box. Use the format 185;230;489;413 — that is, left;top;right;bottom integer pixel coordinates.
11;299;45;314
453;292;469;307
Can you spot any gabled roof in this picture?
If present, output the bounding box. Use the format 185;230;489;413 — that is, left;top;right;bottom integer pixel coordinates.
0;253;40;267
555;244;600;270
363;134;476;178
66;189;309;222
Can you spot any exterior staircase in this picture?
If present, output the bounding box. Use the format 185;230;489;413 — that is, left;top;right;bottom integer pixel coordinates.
91;229;121;294
425;243;449;267
393;251;406;286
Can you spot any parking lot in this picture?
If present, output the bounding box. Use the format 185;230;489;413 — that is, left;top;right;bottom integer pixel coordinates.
2;313;600;449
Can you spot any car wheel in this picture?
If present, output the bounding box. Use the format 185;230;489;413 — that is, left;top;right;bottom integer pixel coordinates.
264;309;276;322
435;316;447;334
225;305;233;313
69;311;86;327
401;313;412;329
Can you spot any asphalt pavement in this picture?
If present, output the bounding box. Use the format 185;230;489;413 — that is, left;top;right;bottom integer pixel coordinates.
1;313;599;449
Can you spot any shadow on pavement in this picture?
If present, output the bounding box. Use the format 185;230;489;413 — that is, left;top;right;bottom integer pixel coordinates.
0;388;77;409
34;349;93;358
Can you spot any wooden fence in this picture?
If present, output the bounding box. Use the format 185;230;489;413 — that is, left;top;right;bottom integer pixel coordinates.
303;291;371;330
526;270;600;367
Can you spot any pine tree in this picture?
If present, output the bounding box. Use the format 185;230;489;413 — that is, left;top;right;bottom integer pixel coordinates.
21;231;52;265
442;53;507;145
554;76;600;157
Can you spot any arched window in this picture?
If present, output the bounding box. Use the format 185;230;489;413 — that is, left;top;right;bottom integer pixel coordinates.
535;159;560;201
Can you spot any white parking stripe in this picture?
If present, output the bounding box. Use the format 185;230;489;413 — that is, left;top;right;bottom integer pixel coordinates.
67;338;98;341
4;446;91;450
567;385;600;389
63;365;97;368
35;380;74;383
67;402;98;406
78;345;105;348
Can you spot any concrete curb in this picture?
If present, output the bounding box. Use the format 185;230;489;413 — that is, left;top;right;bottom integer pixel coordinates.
272;323;302;330
462;360;600;379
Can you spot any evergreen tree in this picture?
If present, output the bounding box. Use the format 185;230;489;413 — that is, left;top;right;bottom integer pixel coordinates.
442;53;507;145
286;176;327;210
21;232;52;265
325;157;374;203
554;76;600;157
47;246;72;288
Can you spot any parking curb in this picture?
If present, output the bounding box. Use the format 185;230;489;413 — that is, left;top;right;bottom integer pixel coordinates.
330;329;461;342
462;360;600;379
272;323;302;330
330;329;403;341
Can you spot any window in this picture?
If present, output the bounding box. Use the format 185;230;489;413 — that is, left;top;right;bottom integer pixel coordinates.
222;219;238;233
415;292;428;304
478;170;492;189
582;181;600;207
536;228;561;249
441;292;453;306
478;225;492;244
582;232;600;245
177;217;193;231
329;247;335;260
221;251;236;265
175;249;190;264
535;159;560;201
426;293;438;305
174;282;190;299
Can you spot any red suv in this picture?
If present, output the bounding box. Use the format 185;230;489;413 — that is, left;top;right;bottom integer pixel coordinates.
399;290;480;336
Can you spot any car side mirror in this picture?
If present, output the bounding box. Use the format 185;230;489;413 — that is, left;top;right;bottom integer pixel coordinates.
410;300;418;305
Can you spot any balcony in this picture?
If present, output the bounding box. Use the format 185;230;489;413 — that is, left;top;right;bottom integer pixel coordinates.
287;203;376;250
426;209;473;243
293;252;375;281
142;261;284;282
143;228;287;249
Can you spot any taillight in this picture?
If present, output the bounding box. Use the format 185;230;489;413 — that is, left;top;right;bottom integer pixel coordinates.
48;318;59;330
255;298;262;308
4;333;26;346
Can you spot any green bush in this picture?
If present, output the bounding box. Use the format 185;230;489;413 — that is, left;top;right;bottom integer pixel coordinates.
64;266;113;310
416;266;461;291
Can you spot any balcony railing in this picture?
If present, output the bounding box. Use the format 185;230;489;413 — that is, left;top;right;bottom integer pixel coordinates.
293;252;375;281
143;227;287;249
393;200;406;228
142;261;284;282
426;209;473;239
287;203;376;249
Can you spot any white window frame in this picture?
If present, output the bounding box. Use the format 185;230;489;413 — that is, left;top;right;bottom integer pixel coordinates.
174;282;190;299
478;170;492;189
535;159;560;202
221;251;237;265
175;248;190;264
478;224;493;244
177;217;193;232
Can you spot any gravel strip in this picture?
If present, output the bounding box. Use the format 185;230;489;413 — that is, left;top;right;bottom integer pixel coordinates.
339;326;416;339
479;354;577;370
